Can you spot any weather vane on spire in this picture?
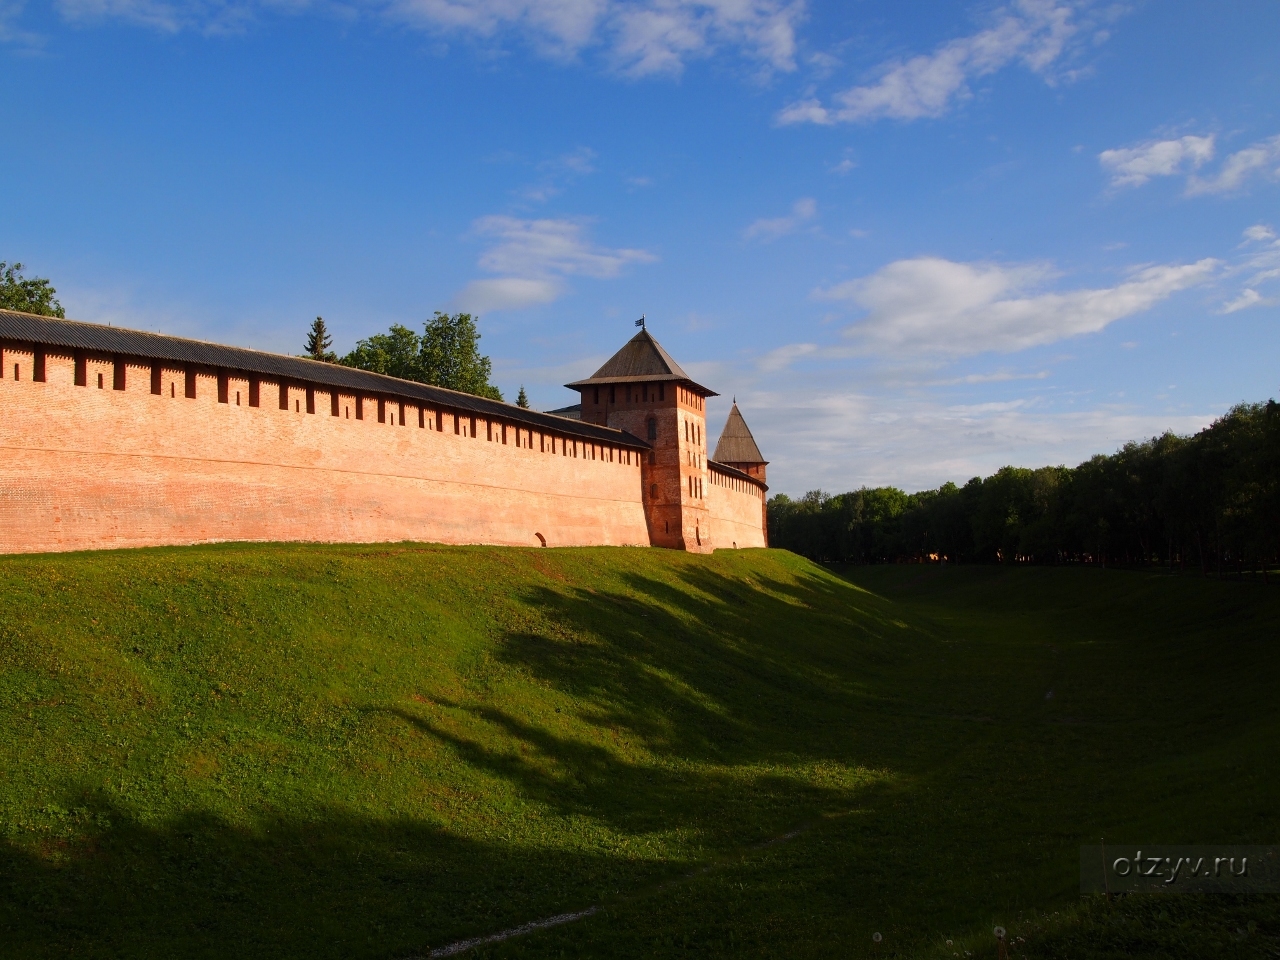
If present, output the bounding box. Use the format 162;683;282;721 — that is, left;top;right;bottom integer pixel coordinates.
635;314;645;329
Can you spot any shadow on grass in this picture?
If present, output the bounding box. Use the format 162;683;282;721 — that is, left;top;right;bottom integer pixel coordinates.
1;796;654;960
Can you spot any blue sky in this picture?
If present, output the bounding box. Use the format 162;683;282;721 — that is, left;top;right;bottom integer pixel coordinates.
3;0;1277;496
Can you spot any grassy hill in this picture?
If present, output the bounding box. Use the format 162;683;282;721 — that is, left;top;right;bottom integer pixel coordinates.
1;545;1277;958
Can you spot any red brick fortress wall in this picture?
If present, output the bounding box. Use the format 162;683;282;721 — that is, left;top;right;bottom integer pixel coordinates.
0;347;650;554
706;463;768;549
579;380;715;553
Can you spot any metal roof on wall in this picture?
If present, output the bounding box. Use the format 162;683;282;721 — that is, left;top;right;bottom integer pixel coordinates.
707;458;767;490
0;309;649;450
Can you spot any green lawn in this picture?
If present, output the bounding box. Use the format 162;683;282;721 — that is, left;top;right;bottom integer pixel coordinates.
1;545;1276;958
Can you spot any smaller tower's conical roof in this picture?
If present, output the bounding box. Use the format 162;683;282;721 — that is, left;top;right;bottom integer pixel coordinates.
713;403;766;464
565;328;717;395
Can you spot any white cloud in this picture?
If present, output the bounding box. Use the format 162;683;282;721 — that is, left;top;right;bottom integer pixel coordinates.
455;215;656;312
1100;134;1280;196
1243;224;1276;243
543;146;596;175
473;214;654;277
1219;288;1265;314
1098;135;1214;188
45;0;803;76
814;255;1220;357
0;0;45;46
743;197;816;242
777;0;1081;125
829;150;856;175
454;277;562;313
1187;135;1280;195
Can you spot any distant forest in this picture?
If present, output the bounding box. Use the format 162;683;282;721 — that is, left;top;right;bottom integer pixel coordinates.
767;399;1280;573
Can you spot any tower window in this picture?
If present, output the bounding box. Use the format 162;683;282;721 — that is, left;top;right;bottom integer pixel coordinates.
647;418;657;440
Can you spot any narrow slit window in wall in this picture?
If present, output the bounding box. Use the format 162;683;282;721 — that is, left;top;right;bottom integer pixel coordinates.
355;396;364;420
659;383;664;401
377;398;386;423
12;363;17;380
236;391;241;405
74;353;87;387
33;350;46;382
435;410;443;432
454;413;460;435
185;368;197;399
150;363;162;395
170;382;175;398
399;403;405;426
295;399;300;413
418;406;425;428
470;417;477;438
651;484;658;500
218;372;230;404
649;451;656;465
331;391;340;417
306;387;315;414
113;358;127;391
249;378;260;407
97;373;104;389
279;382;289;410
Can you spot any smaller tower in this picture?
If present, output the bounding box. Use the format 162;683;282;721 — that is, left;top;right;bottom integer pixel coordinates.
712;402;768;484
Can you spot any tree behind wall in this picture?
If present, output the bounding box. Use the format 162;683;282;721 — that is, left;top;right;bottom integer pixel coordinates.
340;312;503;402
304;317;337;362
0;263;65;318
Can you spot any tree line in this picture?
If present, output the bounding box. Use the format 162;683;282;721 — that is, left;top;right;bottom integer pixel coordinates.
768;399;1280;574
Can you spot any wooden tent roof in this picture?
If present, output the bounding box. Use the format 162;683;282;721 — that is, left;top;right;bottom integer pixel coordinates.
712;403;767;464
565;328;717;396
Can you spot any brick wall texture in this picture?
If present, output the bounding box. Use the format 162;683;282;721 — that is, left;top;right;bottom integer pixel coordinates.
0;346;767;554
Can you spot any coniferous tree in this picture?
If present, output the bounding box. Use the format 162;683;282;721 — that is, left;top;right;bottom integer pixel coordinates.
0;263;65;318
516;386;529;409
304;316;337;362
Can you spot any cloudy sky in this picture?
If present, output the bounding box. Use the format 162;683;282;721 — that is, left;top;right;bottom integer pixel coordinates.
3;0;1277;495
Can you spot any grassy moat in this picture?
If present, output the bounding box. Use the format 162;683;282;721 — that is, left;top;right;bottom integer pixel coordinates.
1;545;1277;958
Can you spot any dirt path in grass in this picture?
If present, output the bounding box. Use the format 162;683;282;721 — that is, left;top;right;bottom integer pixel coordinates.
410;816;834;958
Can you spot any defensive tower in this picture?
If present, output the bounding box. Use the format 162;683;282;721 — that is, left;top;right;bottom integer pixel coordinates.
567;328;717;552
712;402;768;485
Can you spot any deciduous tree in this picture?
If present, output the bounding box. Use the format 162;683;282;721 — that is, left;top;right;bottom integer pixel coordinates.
0;263;64;318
